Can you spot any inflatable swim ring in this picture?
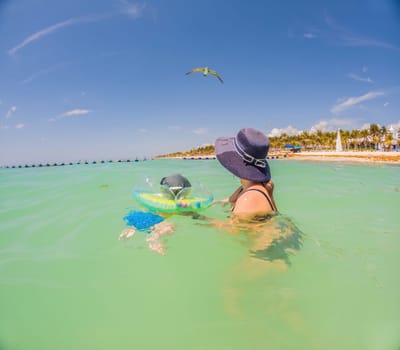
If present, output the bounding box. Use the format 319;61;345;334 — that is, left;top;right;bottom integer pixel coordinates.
133;190;213;213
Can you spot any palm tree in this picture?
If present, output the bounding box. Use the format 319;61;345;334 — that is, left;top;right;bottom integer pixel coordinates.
360;129;370;149
342;129;350;150
369;124;381;149
385;133;393;151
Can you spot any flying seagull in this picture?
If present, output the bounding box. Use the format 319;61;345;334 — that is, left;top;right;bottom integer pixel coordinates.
185;67;224;84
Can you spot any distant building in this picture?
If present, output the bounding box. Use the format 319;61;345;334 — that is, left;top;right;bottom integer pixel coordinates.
388;125;400;141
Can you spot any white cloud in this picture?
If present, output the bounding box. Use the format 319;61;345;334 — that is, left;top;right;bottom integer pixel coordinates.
359;123;390;130
192;128;208;135
331;91;384;113
348;73;373;83
119;1;146;18
138;128;148;133
324;14;400;51
362;66;368;73
9;16;94;55
342;34;400;51
310;118;355;132
15;123;25;129
49;108;93;122
299;15;399;51
384;102;389;107
5;106;17;119
21;62;72;84
343;36;400;50
8;14;110;55
63;109;92;117
8;3;146;56
268;126;302;137
391;121;400;129
304;33;318;39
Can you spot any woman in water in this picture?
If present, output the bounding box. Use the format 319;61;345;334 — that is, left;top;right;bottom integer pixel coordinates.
213;127;278;220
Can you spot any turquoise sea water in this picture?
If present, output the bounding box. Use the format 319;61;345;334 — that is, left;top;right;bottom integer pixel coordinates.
1;159;399;350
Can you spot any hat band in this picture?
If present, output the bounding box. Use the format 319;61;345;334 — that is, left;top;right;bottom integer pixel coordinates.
233;138;267;168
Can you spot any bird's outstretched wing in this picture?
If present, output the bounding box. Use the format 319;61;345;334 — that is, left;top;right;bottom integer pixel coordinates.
185;67;205;75
208;69;224;83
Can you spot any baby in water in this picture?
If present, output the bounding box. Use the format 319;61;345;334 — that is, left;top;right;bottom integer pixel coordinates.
119;220;175;255
119;174;192;255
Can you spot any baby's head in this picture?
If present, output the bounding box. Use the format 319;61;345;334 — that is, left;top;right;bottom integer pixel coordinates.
160;174;192;199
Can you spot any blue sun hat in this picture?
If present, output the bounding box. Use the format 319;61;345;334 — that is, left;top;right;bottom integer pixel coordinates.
214;128;271;182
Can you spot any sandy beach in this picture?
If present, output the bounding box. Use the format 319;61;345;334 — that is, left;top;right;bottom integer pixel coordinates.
284;151;400;164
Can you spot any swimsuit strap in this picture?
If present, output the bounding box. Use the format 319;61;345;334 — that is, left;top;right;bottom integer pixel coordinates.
229;186;244;208
245;188;277;212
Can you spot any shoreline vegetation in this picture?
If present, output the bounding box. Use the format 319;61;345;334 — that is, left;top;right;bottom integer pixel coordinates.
156;125;400;164
3;126;400;167
156;151;400;164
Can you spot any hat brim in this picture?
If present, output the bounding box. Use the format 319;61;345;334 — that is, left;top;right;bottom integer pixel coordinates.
215;136;271;182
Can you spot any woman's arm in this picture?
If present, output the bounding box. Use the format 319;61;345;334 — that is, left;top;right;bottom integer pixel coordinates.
212;186;242;207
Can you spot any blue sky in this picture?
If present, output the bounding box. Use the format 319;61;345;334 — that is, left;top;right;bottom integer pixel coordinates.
0;0;399;164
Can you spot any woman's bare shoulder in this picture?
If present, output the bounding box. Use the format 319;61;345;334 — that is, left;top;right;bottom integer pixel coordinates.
234;188;271;213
